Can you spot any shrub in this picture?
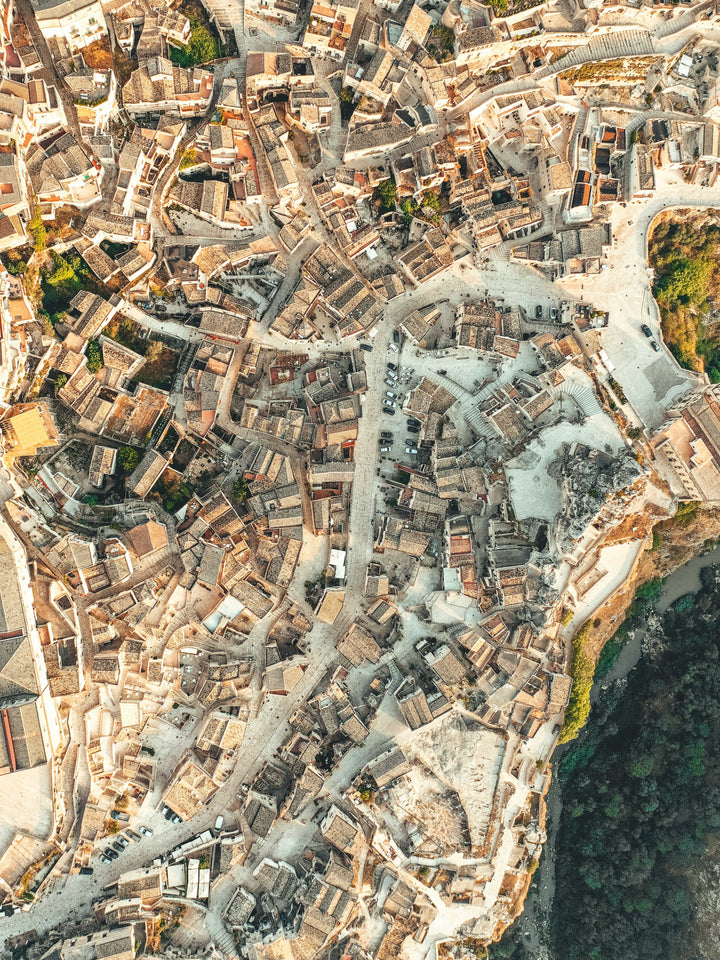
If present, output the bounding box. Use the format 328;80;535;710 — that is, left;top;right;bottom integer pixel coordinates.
86;339;103;373
559;621;594;744
374;178;397;213
635;577;663;601
232;477;249;502
117;447;139;473
28;207;46;251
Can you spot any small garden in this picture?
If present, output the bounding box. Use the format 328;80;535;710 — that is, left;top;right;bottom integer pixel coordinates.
170;3;223;66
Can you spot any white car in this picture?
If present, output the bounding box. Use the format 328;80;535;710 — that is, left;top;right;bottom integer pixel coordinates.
380;445;391;452
388;342;399;353
385;390;396;399
383;399;396;408
405;447;418;455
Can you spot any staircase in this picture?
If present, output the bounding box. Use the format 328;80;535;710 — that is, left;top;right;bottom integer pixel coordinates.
550;29;654;75
555;380;603;418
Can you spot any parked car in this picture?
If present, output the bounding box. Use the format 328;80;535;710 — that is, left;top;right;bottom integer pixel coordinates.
112;840;125;853
405;447;418;455
382;408;396;416
393;330;400;343
384;378;396;388
214;815;224;833
380;431;393;440
383;399;396;408
388;342;399;353
535;305;543;319
386;368;398;379
139;826;153;837
360;342;373;352
385;390;396;399
407;424;420;433
650;339;660;352
641;324;652;337
80;867;94;876
104;848;119;860
172;814;182;824
380;445;391;453
116;835;130;848
550;306;558;320
387;362;398;371
126;829;141;841
100;855;112;865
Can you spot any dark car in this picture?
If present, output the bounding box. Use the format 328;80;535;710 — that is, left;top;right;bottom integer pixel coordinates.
360;342;373;352
387;362;398;371
380;431;393;439
407;424;420;433
80;867;94;876
393;330;400;344
112;840;124;853
650;340;660;352
535;305;543;319
641;324;652;337
382;408;396;416
103;848;119;860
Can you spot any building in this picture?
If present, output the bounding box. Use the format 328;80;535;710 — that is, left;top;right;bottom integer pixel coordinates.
30;0;107;54
0;522;61;775
122;59;213;118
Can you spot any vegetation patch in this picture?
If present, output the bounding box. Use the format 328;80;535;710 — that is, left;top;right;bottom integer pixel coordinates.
553;566;720;960
169;4;222;66
649;218;720;380
558;620;594;744
373;178;397;214
40;250;109;317
132;344;180;391
151;469;193;513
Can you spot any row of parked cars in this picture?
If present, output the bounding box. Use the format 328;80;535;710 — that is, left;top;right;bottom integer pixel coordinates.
641;323;660;352
99;825;153;864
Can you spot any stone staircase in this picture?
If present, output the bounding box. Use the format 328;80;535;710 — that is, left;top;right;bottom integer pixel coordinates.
554;380;603;418
549;29;654;76
567;103;588;169
654;0;712;40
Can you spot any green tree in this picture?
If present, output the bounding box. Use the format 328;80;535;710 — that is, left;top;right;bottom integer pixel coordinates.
374;178;397;213
170;17;221;66
45;253;76;287
54;373;67;395
179;148;199;170
144;340;163;363
636;577;663;601
656;257;714;308
117;447;139;473
233;478;249;502
86;338;103;373
27;206;46;251
7;259;26;276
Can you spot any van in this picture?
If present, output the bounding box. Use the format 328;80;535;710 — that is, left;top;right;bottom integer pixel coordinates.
214;815;224;833
388;342;399;353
